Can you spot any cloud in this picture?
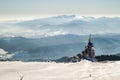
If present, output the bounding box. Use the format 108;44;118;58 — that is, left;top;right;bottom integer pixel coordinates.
0;24;67;38
0;15;120;38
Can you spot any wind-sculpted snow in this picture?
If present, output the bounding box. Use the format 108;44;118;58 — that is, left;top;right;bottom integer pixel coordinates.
0;61;120;80
0;48;13;60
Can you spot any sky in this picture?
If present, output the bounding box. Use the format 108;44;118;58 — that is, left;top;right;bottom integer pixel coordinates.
0;0;120;21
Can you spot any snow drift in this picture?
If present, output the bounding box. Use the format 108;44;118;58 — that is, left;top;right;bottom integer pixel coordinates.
0;60;120;80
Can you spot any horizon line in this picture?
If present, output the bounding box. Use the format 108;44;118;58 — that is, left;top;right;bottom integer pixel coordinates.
0;14;120;22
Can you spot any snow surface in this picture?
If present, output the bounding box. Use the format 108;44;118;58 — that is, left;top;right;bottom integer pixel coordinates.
0;60;120;80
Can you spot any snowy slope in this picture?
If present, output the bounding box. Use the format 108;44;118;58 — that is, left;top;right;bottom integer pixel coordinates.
0;61;120;80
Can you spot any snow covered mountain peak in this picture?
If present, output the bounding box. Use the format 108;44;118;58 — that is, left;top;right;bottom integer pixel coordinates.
51;15;76;19
0;15;120;38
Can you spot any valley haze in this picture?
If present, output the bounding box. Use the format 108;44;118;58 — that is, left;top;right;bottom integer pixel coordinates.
0;0;120;80
0;15;120;61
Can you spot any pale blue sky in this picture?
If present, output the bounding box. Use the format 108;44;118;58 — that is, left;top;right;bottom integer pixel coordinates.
0;0;120;21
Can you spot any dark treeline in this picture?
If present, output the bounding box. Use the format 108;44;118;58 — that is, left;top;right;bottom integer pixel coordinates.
0;54;120;62
95;55;120;61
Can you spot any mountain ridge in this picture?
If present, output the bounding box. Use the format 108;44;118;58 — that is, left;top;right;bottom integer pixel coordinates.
0;34;120;61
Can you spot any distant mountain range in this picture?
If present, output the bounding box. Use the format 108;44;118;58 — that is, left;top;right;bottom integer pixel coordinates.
116;53;120;56
0;34;120;61
17;15;120;35
0;15;120;61
0;15;120;38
